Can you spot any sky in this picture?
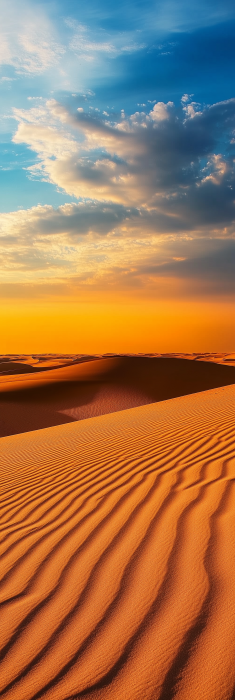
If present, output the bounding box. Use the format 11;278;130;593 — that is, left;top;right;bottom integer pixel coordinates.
0;0;235;352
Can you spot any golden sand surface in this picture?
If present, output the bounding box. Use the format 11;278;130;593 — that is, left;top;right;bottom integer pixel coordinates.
1;355;235;437
1;383;235;699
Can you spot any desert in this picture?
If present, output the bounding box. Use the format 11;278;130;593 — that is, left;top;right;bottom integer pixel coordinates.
1;0;235;695
1;355;235;699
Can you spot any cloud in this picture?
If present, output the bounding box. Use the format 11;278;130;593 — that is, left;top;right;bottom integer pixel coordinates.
135;239;235;294
181;94;194;103
149;101;174;121
0;1;64;75
0;201;141;283
1;94;235;299
67;22;116;60
201;154;227;184
0;199;234;298
182;101;202;119
0;76;15;82
66;19;146;61
0;0;145;87
0;201;139;239
11;96;235;229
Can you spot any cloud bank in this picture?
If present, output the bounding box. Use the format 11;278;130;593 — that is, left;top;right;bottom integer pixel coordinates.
0;95;235;298
12;96;235;224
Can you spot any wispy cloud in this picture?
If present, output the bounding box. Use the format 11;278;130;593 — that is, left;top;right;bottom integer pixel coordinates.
65;18;145;61
0;1;64;75
1;205;234;298
0;76;15;82
0;1;145;86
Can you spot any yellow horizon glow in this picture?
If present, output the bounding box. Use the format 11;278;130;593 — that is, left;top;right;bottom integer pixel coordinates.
1;298;235;354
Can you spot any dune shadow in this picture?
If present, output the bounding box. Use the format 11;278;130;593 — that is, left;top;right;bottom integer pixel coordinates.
1;357;235;437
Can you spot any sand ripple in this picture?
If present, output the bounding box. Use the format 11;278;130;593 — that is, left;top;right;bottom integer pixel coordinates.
1;385;235;699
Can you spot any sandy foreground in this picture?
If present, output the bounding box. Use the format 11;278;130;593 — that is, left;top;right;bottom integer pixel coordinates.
1;366;235;700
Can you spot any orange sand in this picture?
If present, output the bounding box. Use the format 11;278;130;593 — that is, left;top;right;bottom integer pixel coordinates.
1;355;235;437
1;383;235;699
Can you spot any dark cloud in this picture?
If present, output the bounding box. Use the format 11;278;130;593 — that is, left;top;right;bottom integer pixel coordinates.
28;202;139;237
57;98;235;229
121;100;234;227
135;239;235;294
16;97;235;234
1;237;234;299
129;98;235;193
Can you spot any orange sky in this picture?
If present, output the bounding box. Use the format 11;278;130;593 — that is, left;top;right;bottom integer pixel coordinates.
1;298;234;354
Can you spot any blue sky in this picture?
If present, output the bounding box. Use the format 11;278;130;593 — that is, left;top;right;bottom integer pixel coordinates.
0;0;235;303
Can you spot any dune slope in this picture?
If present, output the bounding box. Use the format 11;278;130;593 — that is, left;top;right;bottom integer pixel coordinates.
1;356;235;437
1;384;235;699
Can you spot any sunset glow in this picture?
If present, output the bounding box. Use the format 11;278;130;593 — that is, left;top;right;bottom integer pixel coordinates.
0;298;234;354
0;0;235;350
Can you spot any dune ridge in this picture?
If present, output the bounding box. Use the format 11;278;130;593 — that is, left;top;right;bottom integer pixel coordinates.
1;355;235;438
1;384;235;699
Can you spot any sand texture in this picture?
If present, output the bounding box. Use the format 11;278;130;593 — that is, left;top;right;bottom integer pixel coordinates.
1;383;235;699
1;355;235;437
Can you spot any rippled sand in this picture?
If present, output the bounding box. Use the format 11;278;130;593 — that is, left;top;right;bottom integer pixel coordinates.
1;383;235;699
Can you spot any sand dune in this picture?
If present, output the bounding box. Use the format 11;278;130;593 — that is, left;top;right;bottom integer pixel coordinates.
1;355;235;437
1;383;235;699
0;363;38;376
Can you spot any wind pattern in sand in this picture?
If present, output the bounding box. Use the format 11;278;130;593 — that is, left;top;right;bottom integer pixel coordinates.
1;384;235;700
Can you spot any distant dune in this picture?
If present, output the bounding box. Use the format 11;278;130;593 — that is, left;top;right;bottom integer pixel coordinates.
0;363;37;375
0;355;235;437
1;384;235;699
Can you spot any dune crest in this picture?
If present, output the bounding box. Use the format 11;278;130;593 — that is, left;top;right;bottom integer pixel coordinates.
1;355;235;437
1;384;235;699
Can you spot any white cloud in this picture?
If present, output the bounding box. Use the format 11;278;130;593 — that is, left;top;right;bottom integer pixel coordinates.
68;24;115;56
66;18;145;62
0;0;146;93
0;0;64;75
149;101;174;121
201;154;227;185
183;102;202;119
13;104;78;163
181;94;194;103
0;76;15;82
